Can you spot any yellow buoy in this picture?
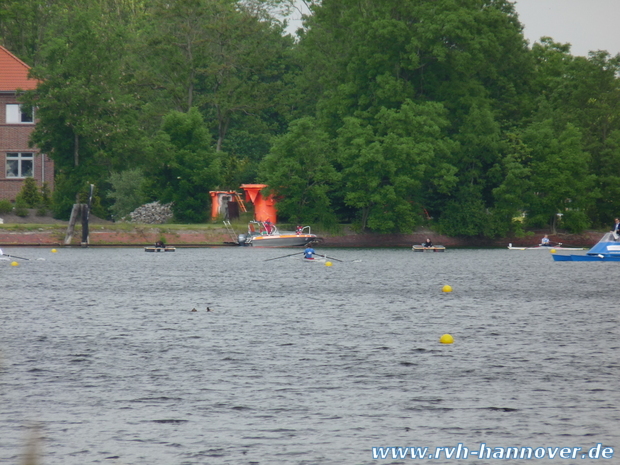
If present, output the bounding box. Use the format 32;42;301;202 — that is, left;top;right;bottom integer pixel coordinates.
325;261;332;267
439;334;454;344
51;249;57;253
550;248;556;253
11;261;19;266
442;285;452;293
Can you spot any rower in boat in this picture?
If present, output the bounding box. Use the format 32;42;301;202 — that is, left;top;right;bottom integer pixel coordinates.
303;246;316;260
423;238;433;249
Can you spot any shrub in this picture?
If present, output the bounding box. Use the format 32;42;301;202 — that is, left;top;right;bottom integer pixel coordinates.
40;182;52;208
0;199;13;214
15;177;42;208
14;198;29;217
36;204;48;216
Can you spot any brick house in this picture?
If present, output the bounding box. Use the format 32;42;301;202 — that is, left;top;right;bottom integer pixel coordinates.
0;45;54;202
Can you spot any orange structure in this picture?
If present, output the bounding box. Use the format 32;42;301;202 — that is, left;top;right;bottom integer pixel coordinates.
209;191;247;220
240;184;277;223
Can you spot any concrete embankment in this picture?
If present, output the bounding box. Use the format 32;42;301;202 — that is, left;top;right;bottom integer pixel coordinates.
0;224;604;248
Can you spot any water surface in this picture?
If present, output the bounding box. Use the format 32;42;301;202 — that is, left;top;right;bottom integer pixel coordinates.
1;247;618;464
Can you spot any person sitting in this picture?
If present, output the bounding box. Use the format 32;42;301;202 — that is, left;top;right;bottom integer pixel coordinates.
296;225;303;235
155;240;165;249
303;247;315;259
423;238;433;248
264;219;273;234
540;235;551;246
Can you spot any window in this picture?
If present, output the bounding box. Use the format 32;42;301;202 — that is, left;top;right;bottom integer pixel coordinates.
6;153;34;178
6;104;34;123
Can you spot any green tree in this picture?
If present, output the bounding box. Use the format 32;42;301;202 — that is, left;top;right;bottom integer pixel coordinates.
259;116;340;225
0;0;66;65
136;0;294;148
523;121;595;233
293;0;534;233
107;169;146;219
436;104;504;236
21;5;145;218
491;132;534;237
336;100;457;232
143;108;222;223
531;40;620;227
298;0;532;127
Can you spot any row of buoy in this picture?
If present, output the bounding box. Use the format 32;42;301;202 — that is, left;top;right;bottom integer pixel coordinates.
7;248;58;266
441;284;454;343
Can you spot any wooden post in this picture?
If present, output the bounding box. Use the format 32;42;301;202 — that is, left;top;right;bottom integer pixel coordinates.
81;204;89;246
64;204;82;245
80;184;94;247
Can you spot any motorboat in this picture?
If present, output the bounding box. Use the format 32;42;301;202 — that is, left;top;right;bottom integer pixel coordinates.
552;232;620;261
237;221;320;247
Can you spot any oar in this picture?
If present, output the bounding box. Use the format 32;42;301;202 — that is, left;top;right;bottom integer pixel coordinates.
3;253;30;260
322;255;344;262
265;251;304;261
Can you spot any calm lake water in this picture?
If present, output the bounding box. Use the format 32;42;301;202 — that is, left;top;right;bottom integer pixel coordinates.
1;246;619;464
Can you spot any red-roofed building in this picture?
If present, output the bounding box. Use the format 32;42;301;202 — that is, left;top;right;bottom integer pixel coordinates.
0;45;54;202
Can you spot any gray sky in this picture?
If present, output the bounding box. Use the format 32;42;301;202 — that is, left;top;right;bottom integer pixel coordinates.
515;0;620;57
286;0;620;57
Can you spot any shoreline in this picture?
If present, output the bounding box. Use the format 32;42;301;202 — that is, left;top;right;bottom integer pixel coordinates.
0;222;604;249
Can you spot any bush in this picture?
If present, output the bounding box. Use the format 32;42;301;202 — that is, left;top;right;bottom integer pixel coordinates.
15;177;42;208
40;182;52;208
14;199;29;217
0;199;13;214
36;204;48;216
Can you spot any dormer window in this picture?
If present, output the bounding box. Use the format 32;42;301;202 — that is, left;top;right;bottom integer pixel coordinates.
6;104;34;123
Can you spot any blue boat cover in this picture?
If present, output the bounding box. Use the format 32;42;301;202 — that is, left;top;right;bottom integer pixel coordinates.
586;232;620;256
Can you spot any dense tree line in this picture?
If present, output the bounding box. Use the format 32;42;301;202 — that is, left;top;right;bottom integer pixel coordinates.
2;0;620;235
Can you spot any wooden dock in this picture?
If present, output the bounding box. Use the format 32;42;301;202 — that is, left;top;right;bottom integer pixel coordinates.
144;247;176;252
412;245;446;252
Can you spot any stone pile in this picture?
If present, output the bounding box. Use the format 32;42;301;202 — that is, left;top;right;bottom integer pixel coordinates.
129;201;173;224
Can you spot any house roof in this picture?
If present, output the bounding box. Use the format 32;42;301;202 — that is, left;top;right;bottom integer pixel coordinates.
0;45;38;92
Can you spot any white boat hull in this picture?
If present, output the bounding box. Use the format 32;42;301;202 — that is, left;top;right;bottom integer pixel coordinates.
508;246;584;250
248;234;318;247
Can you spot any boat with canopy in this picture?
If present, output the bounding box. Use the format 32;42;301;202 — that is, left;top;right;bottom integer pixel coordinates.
552;233;620;261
